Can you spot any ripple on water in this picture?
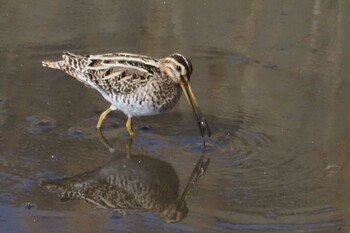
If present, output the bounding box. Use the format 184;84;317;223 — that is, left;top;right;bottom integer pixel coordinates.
88;112;274;161
200;119;341;232
178;137;224;153
26;115;57;134
67;127;87;137
138;125;152;132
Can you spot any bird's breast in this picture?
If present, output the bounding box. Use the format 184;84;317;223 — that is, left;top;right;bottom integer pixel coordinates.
110;81;182;117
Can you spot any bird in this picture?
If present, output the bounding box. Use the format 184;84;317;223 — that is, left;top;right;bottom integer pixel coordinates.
42;52;210;138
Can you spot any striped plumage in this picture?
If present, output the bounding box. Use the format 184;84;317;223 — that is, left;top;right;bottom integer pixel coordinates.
42;52;210;137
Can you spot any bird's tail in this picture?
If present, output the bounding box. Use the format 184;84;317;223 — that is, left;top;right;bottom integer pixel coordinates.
42;59;63;69
42;52;87;71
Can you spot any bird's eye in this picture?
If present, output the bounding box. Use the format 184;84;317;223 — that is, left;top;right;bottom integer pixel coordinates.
176;66;181;72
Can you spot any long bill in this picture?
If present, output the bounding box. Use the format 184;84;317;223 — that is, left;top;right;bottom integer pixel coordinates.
180;80;211;137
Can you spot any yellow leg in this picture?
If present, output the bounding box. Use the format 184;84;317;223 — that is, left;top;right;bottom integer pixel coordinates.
126;117;135;138
96;107;112;129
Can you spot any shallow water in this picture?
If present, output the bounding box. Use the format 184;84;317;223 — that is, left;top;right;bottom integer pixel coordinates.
1;1;350;232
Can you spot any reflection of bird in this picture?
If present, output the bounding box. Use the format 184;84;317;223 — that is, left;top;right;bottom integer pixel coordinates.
41;153;209;223
42;52;210;138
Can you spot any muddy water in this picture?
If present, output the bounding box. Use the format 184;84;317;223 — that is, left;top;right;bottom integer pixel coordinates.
1;1;350;232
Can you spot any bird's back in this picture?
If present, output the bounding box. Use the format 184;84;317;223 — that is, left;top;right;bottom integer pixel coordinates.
43;52;182;117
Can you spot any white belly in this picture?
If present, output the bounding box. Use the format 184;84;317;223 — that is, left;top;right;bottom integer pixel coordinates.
112;100;161;117
95;81;182;118
98;89;176;118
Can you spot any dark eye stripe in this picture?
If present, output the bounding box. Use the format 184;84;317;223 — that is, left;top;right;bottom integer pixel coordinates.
170;54;193;76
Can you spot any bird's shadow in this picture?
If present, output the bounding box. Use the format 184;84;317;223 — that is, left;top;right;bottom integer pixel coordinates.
40;130;210;223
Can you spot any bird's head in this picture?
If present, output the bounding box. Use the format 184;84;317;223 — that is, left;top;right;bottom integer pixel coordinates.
161;53;210;137
161;53;193;84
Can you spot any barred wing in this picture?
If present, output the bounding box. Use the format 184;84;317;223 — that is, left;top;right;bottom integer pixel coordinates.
64;52;162;95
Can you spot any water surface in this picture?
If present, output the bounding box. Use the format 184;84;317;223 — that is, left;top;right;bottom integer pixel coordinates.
1;1;350;232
